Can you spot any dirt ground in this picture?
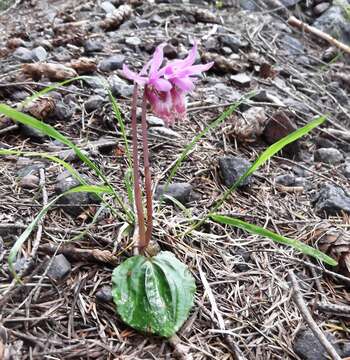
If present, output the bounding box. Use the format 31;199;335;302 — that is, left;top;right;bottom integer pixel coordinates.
0;0;350;359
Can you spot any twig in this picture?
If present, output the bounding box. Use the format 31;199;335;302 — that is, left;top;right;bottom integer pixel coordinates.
141;89;153;248
316;302;350;318
39;244;119;266
288;16;350;55
168;335;193;360
288;270;342;360
130;84;146;248
0;124;18;135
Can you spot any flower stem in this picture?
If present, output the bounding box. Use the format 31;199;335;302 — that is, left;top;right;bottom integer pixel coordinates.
130;84;146;249
141;89;153;249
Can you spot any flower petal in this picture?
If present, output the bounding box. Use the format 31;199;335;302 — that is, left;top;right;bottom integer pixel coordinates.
170;62;214;78
179;41;197;68
122;64;147;85
153;78;172;92
172;77;194;92
149;43;166;78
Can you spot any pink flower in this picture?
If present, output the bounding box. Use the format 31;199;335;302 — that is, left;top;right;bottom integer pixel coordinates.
122;42;213;126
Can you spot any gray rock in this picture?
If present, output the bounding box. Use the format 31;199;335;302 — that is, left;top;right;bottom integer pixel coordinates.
19;174;40;189
219;156;253;187
13;47;33;62
222;46;233;55
11;90;30;101
17;163;45;177
109;75;133;98
148;126;180;139
84;76;106;89
47;254;71;281
280;34;304;55
313;2;350;44
50;102;74;121
147;115;165;127
313;183;350;216
55;171;100;217
343;162;350;179
219;34;247;52
230;73;251;86
293;328;342;360
155;183;193;204
313;2;330;15
14;258;27;273
239;0;260;11
100;1;116;13
204;37;218;51
19;124;47;142
84;39;104;53
314;147;344;164
275;174;296;186
99;54;125;72
280;0;301;7
31;46;47;62
96;286;113;302
125;36;141;47
85;95;105;112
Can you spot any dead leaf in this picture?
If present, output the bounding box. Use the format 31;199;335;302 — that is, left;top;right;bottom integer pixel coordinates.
22;63;78;81
25;97;56;120
193;8;220;24
314;223;350;277
67;57;97;74
259;63;278;79
100;4;133;31
201;52;246;74
228;107;267;143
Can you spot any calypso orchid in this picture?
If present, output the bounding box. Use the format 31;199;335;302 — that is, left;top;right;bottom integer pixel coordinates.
123;42;213;125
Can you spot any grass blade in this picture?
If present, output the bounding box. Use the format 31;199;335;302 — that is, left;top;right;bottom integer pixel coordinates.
210;214;337;266
8;185;114;278
211;115;326;212
0;104;133;221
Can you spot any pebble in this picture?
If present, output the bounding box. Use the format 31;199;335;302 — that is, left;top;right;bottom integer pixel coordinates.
155;183;193;204
96;286;113;302
85;95;105;113
314;147;344;164
125;36;141;47
293;328;342;360
19;124;47;142
313;2;330;15
17;163;45;177
218;156;253;187
19;174;40;189
313;183;350;216
99;54;125;72
279;34;304;55
343;162;350;179
31;46;47;61
84;39;104;53
219;34;247;52
13;47;34;62
148;126;180;139
109;75;133;98
55;171;100;217
47;254;71;281
275;174;296;186
100;1;116;13
147;115;165;127
230;73;251;86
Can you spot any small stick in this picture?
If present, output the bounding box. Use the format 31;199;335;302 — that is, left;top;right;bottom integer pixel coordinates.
141;89;153;249
288;270;342;360
168;335;193;360
130;84;146;249
288;16;350;55
316;302;350;317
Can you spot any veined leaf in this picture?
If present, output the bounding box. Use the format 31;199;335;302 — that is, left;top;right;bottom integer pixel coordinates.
210;214;337;266
112;251;196;337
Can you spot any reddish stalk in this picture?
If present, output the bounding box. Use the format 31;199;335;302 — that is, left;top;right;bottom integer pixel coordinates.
130;84;146;249
141;89;153;249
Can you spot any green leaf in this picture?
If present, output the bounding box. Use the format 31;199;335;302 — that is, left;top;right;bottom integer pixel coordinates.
210;214;337;266
112;251;196;337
